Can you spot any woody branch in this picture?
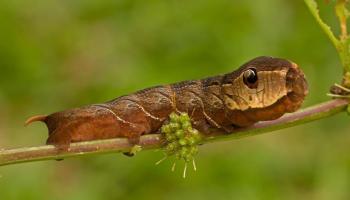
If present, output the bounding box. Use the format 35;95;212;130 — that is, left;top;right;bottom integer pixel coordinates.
0;98;348;167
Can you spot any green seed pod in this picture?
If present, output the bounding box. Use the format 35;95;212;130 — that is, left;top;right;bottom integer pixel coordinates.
161;125;171;134
189;146;198;155
179;113;190;123
167;142;176;150
175;130;184;138
187;137;196;145
191;129;199;135
180;147;188;157
172;140;179;147
182;121;191;130
165;143;178;154
193;134;202;143
169;113;179;122
184;154;192;163
166;134;176;142
175;152;182;160
179;138;187;146
169;122;180;131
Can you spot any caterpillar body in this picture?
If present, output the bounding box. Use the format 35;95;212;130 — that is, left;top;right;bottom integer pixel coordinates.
26;56;308;148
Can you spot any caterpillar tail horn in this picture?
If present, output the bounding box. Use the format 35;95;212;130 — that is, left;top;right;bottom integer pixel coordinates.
25;115;48;126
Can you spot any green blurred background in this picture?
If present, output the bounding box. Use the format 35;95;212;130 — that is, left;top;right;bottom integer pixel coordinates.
0;0;350;199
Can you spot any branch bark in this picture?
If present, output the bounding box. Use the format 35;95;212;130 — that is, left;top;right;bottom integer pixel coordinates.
0;98;348;167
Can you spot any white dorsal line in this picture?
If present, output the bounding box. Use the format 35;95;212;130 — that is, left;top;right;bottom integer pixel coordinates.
187;90;223;129
93;104;136;128
203;111;222;129
122;99;163;121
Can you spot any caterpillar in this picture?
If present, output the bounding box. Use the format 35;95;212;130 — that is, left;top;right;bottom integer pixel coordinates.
26;56;308;149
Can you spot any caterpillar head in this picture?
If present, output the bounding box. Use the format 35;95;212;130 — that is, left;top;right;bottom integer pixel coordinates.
222;56;308;125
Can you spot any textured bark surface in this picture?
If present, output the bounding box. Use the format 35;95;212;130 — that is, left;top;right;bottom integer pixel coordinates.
25;56;308;148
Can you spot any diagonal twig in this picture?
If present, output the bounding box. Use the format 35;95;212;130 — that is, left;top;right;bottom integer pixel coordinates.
0;98;348;167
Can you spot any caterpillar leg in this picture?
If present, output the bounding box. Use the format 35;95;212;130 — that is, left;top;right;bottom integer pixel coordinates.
121;120;150;157
192;119;235;136
192;119;212;135
46;128;72;151
123;132;142;157
123;145;142;157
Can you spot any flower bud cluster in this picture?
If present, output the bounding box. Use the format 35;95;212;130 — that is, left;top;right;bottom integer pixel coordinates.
161;112;202;162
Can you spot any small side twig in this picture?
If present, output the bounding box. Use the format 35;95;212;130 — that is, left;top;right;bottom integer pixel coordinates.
0;98;348;167
305;0;350;79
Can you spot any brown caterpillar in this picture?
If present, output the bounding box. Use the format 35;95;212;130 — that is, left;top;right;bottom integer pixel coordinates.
26;56;308;149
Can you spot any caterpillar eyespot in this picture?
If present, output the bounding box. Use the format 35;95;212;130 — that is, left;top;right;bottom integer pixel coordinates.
243;68;258;88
